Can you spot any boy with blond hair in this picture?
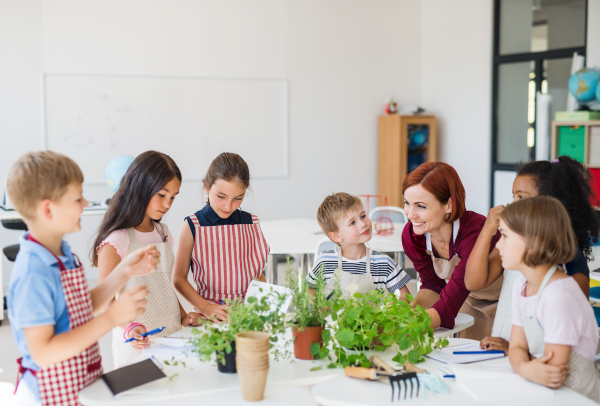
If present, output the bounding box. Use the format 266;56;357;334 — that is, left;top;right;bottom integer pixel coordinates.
7;151;160;406
308;192;411;299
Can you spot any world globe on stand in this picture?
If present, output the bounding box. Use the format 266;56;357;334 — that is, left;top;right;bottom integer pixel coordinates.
105;155;134;193
568;68;600;103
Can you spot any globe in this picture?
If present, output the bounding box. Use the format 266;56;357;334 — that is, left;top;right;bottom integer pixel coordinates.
105;155;134;193
568;68;600;102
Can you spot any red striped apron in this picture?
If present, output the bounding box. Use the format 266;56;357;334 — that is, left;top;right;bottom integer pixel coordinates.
16;236;102;406
189;213;269;308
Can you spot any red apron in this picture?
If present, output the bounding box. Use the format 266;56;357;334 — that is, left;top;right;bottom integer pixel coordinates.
16;236;103;406
189;213;269;307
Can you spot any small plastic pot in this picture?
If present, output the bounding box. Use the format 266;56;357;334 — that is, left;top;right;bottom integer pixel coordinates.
216;341;237;373
292;326;325;360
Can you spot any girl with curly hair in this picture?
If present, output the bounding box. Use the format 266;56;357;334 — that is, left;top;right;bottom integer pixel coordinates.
465;156;600;353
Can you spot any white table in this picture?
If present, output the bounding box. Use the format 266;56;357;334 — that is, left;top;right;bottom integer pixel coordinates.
79;315;475;406
260;219;405;285
0;206;107;325
311;345;596;406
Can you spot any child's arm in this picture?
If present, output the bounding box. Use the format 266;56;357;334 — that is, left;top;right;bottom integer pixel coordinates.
508;325;569;388
24;285;148;368
464;206;504;291
172;223;228;323
91;245;160;313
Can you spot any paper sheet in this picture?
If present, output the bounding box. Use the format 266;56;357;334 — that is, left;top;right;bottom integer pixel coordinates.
425;343;505;364
245;281;293;314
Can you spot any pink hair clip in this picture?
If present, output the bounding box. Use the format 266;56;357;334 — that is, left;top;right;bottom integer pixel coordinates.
551;159;559;164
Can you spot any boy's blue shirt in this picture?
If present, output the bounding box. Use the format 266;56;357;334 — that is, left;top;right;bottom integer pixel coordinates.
8;233;76;396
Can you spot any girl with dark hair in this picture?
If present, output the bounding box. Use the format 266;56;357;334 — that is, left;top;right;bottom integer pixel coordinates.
172;152;269;323
466;156;600;353
93;151;200;368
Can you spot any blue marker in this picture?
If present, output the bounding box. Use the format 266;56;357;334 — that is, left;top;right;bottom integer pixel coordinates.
124;326;166;343
453;350;504;355
219;300;225;305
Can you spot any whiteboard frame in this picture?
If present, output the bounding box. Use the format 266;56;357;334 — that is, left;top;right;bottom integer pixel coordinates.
42;73;289;184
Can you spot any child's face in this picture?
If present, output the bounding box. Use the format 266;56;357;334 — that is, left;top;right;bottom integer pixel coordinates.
206;179;246;219
403;184;452;235
512;175;538;202
329;206;372;246
146;177;181;221
496;219;526;271
47;183;88;234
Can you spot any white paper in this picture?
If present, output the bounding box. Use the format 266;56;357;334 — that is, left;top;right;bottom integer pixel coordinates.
245;280;293;314
151;337;191;347
425;343;505;364
143;340;194;356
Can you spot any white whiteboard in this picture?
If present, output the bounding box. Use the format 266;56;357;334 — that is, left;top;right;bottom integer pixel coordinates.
44;74;288;183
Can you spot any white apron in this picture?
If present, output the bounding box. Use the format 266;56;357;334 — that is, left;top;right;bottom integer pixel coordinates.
491;269;520;341
112;224;181;368
323;245;376;300
519;265;600;402
425;219;503;339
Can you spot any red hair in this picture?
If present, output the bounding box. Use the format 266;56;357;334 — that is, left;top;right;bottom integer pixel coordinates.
402;162;466;222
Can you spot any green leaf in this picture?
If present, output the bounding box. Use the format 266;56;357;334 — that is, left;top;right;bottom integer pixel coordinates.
399;336;412;351
310;366;323;371
407;349;420;364
335;329;355;346
246;296;257;303
321;329;331;342
310;342;321;356
379;335;393;346
392;353;406;364
405;293;414;302
442;338;449;347
383;322;394;333
347;307;362;322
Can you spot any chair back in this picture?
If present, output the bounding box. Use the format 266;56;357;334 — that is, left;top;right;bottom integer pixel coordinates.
1;219;27;231
314;237;336;260
369;206;407;223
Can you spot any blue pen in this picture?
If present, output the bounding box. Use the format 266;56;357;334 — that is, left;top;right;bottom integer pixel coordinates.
219;300;225;305
124;326;166;343
453;350;504;355
443;375;455;378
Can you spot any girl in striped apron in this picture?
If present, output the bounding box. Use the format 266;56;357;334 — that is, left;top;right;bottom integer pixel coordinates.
172;153;269;322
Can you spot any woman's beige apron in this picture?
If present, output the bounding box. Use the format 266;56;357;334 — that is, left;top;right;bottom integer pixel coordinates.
112;223;181;368
425;219;503;340
323;246;376;300
519;265;600;402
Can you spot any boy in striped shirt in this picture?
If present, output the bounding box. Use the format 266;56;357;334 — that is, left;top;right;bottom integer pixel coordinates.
307;192;411;298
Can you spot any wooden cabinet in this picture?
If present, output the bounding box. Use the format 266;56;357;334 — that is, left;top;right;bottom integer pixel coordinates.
377;115;437;208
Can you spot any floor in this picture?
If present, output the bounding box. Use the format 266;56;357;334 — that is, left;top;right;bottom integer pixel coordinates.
0;259;418;404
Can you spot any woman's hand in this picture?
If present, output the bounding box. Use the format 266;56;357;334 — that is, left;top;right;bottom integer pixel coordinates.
201;302;229;324
482;205;504;238
128;325;150;350
519;352;569;388
480;336;509;353
182;312;202;327
121;246;161;278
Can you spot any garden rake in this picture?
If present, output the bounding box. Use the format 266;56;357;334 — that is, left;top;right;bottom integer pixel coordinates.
344;366;419;401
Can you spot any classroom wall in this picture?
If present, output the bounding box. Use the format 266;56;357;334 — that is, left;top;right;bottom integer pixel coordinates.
420;0;494;215
0;0;423;283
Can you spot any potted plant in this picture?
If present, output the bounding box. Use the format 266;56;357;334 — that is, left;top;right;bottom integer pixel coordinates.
286;260;335;360
317;290;448;368
189;288;289;373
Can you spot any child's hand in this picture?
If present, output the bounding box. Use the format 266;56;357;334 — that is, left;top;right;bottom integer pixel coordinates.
128;326;150;350
182;312;202;327
121;246;161;278
107;285;148;326
483;206;504;237
201;303;229;324
479;336;509;353
521;352;568;388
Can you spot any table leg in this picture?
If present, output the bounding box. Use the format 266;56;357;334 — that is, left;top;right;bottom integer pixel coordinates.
267;254;276;285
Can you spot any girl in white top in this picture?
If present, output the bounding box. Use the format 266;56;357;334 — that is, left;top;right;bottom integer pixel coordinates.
498;196;599;401
92;151;200;368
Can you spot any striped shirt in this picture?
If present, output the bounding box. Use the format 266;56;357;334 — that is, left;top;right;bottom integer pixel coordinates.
306;250;411;294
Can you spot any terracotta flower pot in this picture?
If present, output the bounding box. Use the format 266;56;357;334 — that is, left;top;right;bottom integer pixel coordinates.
292;326;325;360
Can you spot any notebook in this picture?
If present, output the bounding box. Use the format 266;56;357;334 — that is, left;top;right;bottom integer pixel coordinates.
425;343;505;364
143;337;195;355
101;358;168;397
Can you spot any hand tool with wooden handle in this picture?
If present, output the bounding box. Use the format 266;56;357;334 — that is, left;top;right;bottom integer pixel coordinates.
345;367;419;401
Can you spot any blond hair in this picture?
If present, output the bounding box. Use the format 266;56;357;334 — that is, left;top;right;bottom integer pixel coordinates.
7;151;84;220
317;193;363;237
500;196;577;267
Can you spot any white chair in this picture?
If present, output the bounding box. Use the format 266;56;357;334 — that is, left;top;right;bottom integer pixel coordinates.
314;237;336;260
369;206;408;224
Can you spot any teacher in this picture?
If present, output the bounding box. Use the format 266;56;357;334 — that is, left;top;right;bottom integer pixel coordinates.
401;162;502;339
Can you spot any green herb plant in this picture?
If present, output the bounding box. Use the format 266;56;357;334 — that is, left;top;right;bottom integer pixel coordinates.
190;288;290;366
320;290;448;369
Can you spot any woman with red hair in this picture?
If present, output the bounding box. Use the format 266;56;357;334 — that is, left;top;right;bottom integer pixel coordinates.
401;162;502;339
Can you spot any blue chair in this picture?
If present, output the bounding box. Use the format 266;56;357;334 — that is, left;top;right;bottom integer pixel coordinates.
590;286;600;303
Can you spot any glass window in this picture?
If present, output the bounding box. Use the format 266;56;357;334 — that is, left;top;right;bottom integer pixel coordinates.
543;57;573;119
500;0;586;55
497;61;535;164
